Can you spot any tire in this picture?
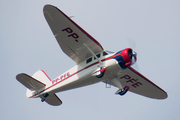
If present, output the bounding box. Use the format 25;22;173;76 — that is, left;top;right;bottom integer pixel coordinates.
119;86;129;96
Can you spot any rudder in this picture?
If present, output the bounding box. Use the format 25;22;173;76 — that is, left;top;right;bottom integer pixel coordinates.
32;70;52;86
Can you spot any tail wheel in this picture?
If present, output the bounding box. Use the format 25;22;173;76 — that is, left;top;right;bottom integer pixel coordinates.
118;86;129;96
41;93;49;102
41;98;45;102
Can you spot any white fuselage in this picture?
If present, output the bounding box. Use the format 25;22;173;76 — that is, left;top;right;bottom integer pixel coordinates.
33;52;123;98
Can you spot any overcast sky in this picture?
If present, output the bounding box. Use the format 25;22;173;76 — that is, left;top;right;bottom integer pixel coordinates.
1;0;180;120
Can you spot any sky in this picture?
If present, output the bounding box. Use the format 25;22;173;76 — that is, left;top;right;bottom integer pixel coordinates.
1;0;180;120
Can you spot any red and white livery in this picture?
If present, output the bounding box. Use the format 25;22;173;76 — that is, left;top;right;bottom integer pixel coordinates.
16;4;167;106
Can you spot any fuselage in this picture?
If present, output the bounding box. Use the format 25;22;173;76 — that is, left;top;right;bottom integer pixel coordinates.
31;48;136;98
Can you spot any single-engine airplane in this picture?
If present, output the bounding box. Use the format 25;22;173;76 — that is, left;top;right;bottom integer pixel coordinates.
16;4;167;106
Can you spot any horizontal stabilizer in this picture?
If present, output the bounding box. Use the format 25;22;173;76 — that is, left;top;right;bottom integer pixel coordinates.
16;73;46;91
42;94;62;106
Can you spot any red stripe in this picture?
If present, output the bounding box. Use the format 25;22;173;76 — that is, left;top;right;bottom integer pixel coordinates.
41;70;52;81
29;53;124;98
29;60;100;98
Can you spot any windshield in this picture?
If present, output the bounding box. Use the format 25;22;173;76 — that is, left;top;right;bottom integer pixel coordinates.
105;50;115;54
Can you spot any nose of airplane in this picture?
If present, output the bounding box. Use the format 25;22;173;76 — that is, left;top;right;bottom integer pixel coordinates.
131;50;137;65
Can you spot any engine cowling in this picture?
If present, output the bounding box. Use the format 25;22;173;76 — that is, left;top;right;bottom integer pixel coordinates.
114;48;137;69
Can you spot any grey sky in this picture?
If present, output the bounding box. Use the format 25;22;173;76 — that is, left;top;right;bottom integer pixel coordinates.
1;0;180;120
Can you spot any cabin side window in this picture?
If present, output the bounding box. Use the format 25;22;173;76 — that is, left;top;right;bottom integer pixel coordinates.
103;51;108;56
86;57;92;64
94;53;101;60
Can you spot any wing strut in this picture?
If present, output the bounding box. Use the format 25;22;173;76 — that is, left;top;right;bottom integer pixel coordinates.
83;43;103;65
105;79;112;88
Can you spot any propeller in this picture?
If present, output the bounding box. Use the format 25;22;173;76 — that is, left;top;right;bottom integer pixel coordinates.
127;38;140;71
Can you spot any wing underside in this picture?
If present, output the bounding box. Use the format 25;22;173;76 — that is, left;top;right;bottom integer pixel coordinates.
43;5;103;64
104;67;167;99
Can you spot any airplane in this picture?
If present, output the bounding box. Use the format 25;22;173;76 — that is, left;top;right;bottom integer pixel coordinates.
16;4;167;106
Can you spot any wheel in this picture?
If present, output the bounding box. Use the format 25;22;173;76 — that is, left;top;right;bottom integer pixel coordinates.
118;86;129;96
41;98;45;102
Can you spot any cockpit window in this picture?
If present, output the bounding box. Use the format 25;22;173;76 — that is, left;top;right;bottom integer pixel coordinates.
103;51;108;56
86;57;92;64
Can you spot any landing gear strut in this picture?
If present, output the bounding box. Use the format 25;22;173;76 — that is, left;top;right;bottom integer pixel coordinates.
111;77;129;96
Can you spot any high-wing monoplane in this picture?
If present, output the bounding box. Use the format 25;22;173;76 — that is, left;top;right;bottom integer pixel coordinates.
16;4;167;106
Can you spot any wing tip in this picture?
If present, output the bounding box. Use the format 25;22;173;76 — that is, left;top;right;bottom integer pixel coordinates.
43;4;104;50
128;67;168;100
159;92;168;99
43;4;54;11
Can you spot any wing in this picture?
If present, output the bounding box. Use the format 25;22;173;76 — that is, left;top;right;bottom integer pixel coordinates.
43;5;103;64
16;73;46;91
104;67;167;99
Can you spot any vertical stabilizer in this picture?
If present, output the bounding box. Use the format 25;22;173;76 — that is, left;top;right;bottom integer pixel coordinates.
16;70;52;98
32;70;52;86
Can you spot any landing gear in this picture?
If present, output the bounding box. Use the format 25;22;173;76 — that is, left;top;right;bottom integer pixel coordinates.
111;77;129;96
41;98;45;102
116;86;129;96
41;93;49;102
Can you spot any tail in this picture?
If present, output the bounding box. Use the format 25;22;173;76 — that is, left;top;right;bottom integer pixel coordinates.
16;70;62;106
32;70;52;86
28;70;52;98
